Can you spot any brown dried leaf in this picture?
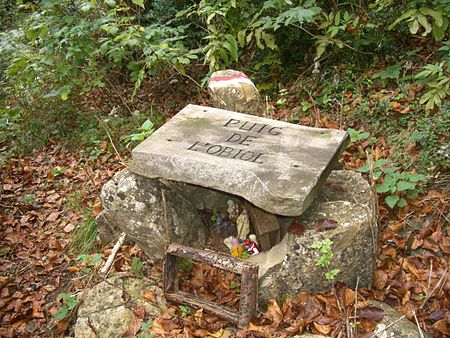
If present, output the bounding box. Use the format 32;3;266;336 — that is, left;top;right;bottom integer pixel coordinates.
358;306;385;321
46;211;61;223
133;305;145;319
246;323;287;338
143;290;157;303
265;299;283;327
288;219;306;235
433;318;450;335
313;322;331;335
374;270;388;290
315;218;338;232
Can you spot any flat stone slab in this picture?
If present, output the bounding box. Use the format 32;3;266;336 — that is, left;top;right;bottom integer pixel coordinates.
129;105;349;216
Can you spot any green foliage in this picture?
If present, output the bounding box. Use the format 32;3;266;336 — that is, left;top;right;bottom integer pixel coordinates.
131;256;144;277
1;0;197;101
177;258;193;272
77;253;102;267
347;128;370;143
121;119;155;148
178;305;191;318
358;160;426;208
77;253;102;275
138;320;154;338
415;62;449;110
309;239;340;281
388;6;449;41
54;293;77;320
70;215;99;254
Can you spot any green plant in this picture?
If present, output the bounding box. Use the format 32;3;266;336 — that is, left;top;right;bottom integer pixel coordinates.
178;305;191;318
309;239;340;281
230;281;241;292
121;119;155;148
54;293;77;320
358;159;426;208
70;215;99;254
138;320;154;338
414;62;449;110
77;253;102;275
388;6;449;41
131;256;144;277
177;258;193;272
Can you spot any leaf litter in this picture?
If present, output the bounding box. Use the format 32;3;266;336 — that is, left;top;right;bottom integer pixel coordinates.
1;98;449;337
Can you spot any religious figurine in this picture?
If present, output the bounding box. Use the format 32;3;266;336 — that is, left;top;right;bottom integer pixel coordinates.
244;237;260;255
236;209;250;241
227;199;239;223
223;236;234;249
230;237;244;258
249;234;258;246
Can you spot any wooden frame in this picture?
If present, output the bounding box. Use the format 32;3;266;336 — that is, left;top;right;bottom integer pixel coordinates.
163;243;259;328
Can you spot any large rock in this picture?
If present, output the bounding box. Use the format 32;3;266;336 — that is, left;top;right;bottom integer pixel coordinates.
207;70;265;116
249;170;377;304
129;104;349;216
370;300;432;338
74;273;167;338
96;169;206;258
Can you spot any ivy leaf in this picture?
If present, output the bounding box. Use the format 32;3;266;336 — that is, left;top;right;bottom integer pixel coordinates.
385;195;399;208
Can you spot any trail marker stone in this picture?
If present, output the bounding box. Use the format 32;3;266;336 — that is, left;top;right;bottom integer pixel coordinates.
207;70;265;116
129;104;349;216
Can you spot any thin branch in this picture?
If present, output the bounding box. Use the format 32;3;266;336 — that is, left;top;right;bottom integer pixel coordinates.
412;310;425;338
99;232;127;278
368;315;406;338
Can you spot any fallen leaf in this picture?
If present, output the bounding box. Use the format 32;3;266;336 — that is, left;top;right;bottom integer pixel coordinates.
206;328;223;337
46;211;61;223
358;306;385;321
288;219;306;235
433;318;450;335
315;218;338;232
133;305;145;319
313;322;331;335
68;266;79;273
265;299;283;327
143;290;157;303
374;270;388;289
63;223;75;233
32;304;45;319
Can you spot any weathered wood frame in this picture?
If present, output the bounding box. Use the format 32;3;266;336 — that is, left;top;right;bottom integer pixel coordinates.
163;243;259;328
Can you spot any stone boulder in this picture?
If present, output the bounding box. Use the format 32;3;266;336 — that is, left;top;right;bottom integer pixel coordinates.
96;169;206;258
207;70;265;116
249;170;377;304
74;273;166;338
370;300;432;338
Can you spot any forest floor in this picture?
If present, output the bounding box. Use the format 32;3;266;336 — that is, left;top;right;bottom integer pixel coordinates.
0;81;448;337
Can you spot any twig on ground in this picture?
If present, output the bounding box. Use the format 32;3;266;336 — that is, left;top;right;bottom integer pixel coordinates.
99;232;127;278
368;315;406;338
97;116;126;166
412;310;425;338
419;265;448;311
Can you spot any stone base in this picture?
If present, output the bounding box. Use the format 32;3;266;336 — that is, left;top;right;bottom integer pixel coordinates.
249;170;376;304
96;170;206;259
97;170;376;304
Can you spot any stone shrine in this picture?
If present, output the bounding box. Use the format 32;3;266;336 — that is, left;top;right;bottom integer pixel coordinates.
96;70;377;306
129;105;349;216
